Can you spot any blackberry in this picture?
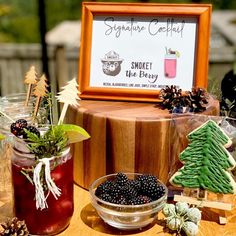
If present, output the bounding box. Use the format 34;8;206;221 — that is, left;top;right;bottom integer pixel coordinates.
115;173;128;186
137;195;152;204
141;195;152;204
10;119;28;137
137;174;157;185
128;198;137;205
95;180;113;197
15;119;27;130
115;195;128;205
10;123;19;136
120;184;138;199
100;193;112;203
143;182;165;200
137;175;149;185
146;174;158;183
110;194;128;205
129;179;141;192
95;173;164;205
23;126;40;139
129;195;152;205
109;183;121;198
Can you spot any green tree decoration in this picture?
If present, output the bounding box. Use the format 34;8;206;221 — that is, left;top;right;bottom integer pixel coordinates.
170;120;236;194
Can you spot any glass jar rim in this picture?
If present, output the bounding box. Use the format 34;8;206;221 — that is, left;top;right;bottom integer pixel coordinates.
1;92;36;98
13;137;70;160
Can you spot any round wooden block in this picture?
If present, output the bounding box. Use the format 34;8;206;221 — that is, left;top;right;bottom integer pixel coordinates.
67;98;219;189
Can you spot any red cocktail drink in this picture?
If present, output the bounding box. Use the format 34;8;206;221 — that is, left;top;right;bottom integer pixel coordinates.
11;144;73;235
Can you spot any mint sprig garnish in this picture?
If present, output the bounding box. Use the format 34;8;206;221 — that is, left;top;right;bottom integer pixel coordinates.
24;125;68;160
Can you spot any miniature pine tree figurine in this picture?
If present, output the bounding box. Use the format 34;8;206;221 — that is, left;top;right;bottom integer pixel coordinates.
33;74;48;118
24;65;38;106
170;120;236;195
56;78;80;124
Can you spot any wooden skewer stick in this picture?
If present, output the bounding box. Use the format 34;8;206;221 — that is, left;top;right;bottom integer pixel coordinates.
58;103;68;124
0;110;14;122
25;84;33;107
174;194;232;211
33;96;41;118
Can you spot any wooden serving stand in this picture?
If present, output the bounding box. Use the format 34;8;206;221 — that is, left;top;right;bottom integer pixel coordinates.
67;98;219;189
174;188;235;225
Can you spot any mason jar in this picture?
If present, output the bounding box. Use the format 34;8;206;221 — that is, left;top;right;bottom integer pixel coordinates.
0;93;36;221
11;138;74;235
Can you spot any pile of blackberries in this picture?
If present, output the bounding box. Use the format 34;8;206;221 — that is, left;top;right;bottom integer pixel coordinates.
10;119;40;139
95;173;166;205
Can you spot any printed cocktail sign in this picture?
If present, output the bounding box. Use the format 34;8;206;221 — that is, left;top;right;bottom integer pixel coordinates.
91;16;196;90
79;3;212;102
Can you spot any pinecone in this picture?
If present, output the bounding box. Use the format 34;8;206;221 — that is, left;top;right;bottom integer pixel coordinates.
158;86;208;113
187;88;208;112
159;85;185;112
0;217;29;236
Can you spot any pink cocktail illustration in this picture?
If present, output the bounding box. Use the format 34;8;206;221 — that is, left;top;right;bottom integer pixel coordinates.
164;54;177;78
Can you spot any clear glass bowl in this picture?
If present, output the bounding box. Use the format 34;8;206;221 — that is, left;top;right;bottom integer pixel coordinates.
89;173;168;230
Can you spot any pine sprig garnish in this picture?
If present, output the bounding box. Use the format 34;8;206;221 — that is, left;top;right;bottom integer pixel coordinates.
24;125;68;160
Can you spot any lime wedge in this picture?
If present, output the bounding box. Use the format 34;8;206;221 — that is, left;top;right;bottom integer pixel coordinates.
175;51;180;57
58;124;90;143
0;133;5;141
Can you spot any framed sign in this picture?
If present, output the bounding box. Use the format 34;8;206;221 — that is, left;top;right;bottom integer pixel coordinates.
79;2;212;102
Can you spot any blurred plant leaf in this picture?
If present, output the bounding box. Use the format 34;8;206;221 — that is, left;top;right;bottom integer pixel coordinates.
0;133;5;140
0;5;11;17
233;61;236;75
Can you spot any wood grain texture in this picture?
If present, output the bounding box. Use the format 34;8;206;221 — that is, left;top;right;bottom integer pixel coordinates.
56;184;236;236
67;98;219;190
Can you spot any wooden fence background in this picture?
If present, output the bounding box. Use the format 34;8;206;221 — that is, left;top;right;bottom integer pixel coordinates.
0;44;79;97
0;43;235;99
0;11;236;100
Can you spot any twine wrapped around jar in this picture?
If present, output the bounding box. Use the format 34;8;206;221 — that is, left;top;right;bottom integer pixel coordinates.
34;156;62;210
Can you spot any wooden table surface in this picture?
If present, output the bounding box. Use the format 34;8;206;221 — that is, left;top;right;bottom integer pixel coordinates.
1;184;236;235
58;184;236;236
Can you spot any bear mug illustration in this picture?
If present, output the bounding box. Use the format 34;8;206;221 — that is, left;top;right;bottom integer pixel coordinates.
101;51;123;76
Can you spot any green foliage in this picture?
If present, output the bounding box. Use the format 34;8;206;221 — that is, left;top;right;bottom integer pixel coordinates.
0;0;39;42
45;0;82;31
207;75;221;99
25;125;68;160
0;4;10;17
0;0;82;43
0;0;235;43
0;133;5;140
